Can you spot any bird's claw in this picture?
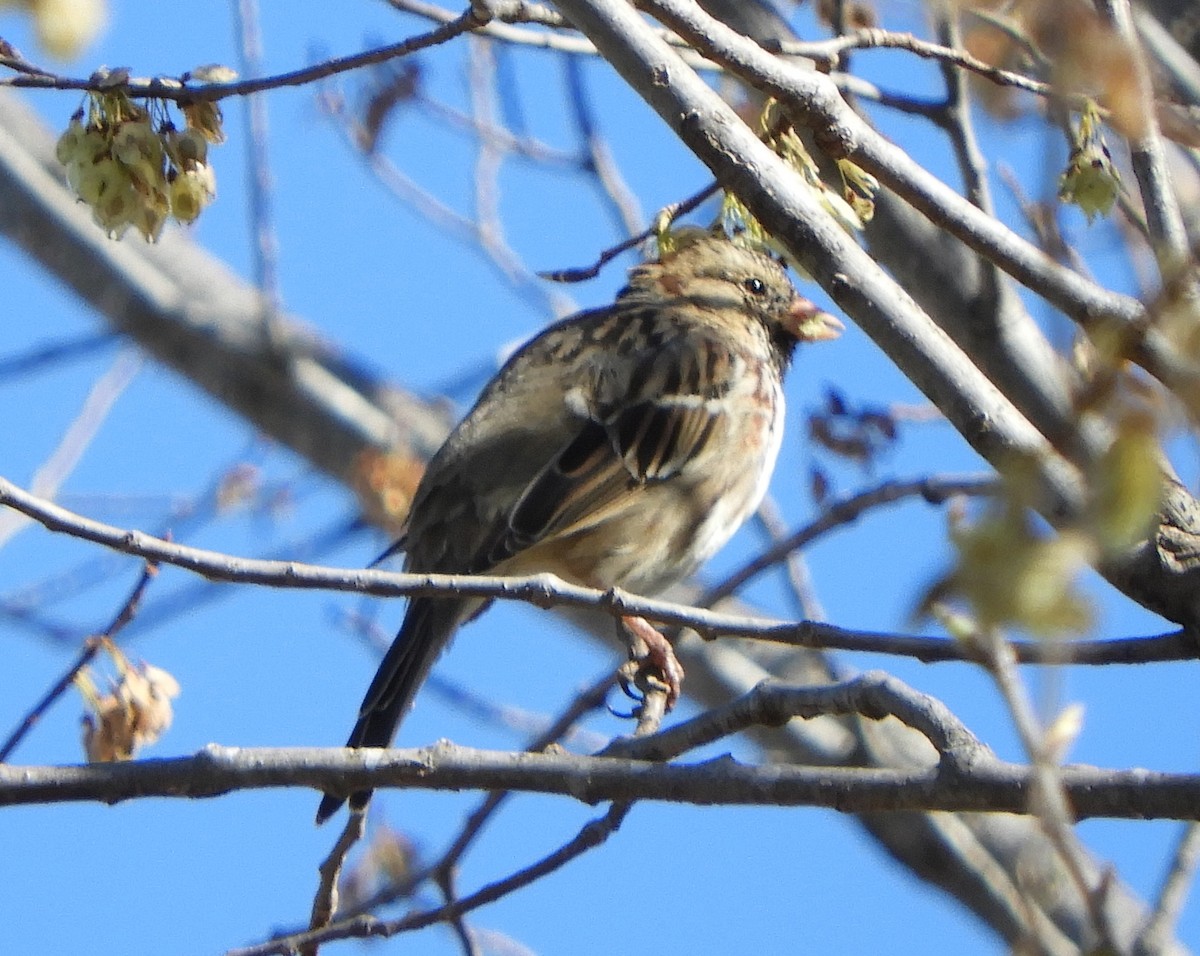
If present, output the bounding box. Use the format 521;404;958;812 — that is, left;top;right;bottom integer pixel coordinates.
618;614;684;713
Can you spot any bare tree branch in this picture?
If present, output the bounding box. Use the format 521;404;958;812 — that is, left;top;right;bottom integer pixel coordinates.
2;8;488;100
3;679;1200;818
3;474;1194;666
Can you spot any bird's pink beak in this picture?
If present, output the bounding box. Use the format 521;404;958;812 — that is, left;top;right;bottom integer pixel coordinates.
789;295;844;342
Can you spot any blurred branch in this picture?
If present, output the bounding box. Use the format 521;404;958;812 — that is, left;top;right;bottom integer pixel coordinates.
232;0;284;326
703;474;1000;605
976;623;1120;947
410;86;578;166
753;495;824;620
319;84;576;319
930;10;994;211
1096;0;1191;273
1137;824;1200;955
0;89;455;489
0;349;140;549
304;810;365;956
311;672;617;937
0;465;336;647
0;331;115;380
564;56;644;237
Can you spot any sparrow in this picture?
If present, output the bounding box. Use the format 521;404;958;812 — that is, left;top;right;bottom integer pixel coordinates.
316;230;842;823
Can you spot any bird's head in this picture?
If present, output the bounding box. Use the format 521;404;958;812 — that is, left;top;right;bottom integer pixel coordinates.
622;230;844;355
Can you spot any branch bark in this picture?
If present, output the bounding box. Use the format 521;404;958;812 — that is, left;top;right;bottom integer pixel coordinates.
2;738;1199;820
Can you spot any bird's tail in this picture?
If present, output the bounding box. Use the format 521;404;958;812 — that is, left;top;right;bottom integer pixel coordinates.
316;597;464;824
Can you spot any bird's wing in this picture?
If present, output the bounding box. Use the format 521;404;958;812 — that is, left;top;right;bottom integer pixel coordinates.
402;306;745;576
491;315;740;565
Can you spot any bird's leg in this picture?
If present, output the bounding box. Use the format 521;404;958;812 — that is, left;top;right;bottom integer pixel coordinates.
617;614;684;715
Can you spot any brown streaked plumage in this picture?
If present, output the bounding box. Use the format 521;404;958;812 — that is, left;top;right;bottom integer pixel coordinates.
316;232;842;823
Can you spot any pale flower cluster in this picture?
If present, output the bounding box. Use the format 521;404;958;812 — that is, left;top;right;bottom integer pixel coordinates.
56;91;222;240
76;644;181;762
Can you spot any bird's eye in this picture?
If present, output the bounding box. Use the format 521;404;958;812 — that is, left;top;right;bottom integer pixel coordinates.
743;277;767;295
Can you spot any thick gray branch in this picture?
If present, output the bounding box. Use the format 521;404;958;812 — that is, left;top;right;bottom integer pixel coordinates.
2;740;1199;820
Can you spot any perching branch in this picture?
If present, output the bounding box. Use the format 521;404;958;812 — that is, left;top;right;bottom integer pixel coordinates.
2;474;1196;666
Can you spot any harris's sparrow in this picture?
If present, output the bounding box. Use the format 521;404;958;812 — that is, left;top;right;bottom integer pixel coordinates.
316;231;842;823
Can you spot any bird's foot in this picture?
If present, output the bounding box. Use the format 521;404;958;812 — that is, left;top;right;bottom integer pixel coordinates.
617;615;684;720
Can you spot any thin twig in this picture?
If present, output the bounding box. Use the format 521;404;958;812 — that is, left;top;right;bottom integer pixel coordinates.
433;864;481;956
0;333;115;380
564;56;644;237
304;810;367;955
1135;822;1200;955
236;802;632;956
753;495;824;621
319;86;575;318
388;0;569;31
414;94;577;166
1095;0;1191;275
538;180;719;282
466;35;511;298
0;350;141;549
702;475;999;607
931;10;993;212
233;0;286;341
1;474;349;648
3;9;490;101
974;626;1118;950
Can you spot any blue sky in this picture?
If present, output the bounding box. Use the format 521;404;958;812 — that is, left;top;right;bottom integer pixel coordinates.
2;2;1196;954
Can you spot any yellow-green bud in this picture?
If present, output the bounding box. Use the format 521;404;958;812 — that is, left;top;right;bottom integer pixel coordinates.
165;127;208;168
55;116;87;166
168;163;216;223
